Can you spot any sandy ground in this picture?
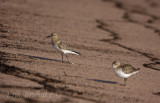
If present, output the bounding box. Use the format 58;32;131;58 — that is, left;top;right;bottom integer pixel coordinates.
0;0;160;103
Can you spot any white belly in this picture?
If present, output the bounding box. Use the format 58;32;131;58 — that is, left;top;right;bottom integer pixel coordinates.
113;67;138;78
53;45;63;53
53;45;79;55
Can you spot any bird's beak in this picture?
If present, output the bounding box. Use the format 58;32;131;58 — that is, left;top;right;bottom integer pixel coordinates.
46;34;52;38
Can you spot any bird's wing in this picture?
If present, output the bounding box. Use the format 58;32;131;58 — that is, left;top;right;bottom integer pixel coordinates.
57;41;73;51
120;64;139;74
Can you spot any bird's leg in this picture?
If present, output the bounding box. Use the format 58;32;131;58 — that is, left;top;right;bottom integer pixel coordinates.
65;55;71;64
61;53;64;62
123;78;127;86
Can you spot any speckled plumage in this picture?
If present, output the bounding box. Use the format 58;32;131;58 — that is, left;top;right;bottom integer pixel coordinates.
117;64;140;74
47;32;80;63
112;61;140;86
57;41;73;51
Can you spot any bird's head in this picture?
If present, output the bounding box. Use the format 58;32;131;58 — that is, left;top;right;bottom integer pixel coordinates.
46;32;59;43
112;61;121;68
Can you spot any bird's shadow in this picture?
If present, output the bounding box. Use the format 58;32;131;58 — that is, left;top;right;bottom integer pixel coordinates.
88;79;117;84
18;53;69;63
153;92;160;96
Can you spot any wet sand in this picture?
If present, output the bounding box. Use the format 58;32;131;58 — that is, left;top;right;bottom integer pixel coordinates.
0;0;160;103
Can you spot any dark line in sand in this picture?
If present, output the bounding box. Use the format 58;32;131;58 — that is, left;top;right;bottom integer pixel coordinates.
0;62;97;103
102;0;160;36
96;20;160;71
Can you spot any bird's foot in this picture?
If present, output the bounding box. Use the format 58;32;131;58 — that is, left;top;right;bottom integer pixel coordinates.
67;61;75;64
120;84;126;86
67;61;71;64
61;60;72;64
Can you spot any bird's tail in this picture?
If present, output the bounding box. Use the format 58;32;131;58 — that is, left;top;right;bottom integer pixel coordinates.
72;51;81;55
63;50;81;55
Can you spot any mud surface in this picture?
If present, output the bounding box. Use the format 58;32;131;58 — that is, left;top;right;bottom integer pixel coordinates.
0;0;160;103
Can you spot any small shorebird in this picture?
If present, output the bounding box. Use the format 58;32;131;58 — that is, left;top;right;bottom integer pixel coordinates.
112;61;140;86
46;32;80;63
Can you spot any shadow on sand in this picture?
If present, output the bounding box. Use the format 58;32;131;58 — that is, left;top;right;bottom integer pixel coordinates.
88;79;117;84
18;53;69;63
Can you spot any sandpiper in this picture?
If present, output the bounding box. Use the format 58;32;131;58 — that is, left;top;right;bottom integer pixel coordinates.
112;61;140;86
46;32;80;63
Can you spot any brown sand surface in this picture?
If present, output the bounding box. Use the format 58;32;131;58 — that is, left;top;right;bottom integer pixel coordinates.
0;0;160;103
